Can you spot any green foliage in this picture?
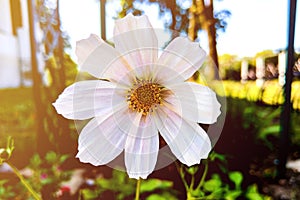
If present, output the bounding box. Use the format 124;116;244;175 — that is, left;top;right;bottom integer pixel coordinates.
0;138;42;200
0;180;15;199
245;184;271;200
254;50;276;59
189;170;269;200
228;171;243;190
0;88;35;143
0;88;37;168
178;151;271;200
242;104;281;150
219;54;241;80
242;50;276;67
12;151;71;199
0;137;15;164
203;174;222;192
146;193;177;200
215;79;300;148
218;51;276;80
117;0;230;36
80;169;177;200
45;54;78;87
140;179;173;193
186;165;199;175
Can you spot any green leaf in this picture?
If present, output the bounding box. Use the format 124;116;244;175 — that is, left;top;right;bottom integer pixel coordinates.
146;194;167;200
59;154;69;163
96;178;111;189
81;189;99;200
218;163;228;174
208;187;225;198
260;124;280;135
0;187;5;195
112;169;126;184
259;125;280;139
140;179;173;193
247;184;258;193
30;154;41;168
0;180;7;185
215;154;226;162
213;152;226;162
257;125;281;149
246;193;264;200
45;151;57;164
228;171;243;189
211;174;221;181
224;190;242;200
186;166;199;175
246;184;264;200
5;136;14;157
41;177;53;185
203;178;222;192
146;192;177;200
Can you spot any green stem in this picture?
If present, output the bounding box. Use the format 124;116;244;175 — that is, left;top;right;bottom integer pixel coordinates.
6;162;41;200
135;178;141;200
190;174;195;190
175;162;189;191
196;160;209;191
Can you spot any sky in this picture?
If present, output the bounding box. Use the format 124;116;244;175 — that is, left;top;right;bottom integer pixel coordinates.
59;0;300;59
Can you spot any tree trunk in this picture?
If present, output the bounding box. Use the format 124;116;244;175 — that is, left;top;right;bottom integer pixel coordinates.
206;0;219;72
188;0;197;41
197;0;219;79
55;0;72;155
28;0;53;156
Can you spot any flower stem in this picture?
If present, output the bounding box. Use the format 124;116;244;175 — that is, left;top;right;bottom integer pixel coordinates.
175;162;189;191
196;160;209;191
6;161;41;200
135;178;141;200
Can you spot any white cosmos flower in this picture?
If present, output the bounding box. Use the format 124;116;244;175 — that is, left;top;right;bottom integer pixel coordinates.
53;13;221;179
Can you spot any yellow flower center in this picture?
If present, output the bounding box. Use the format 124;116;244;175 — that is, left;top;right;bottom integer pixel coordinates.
127;81;163;115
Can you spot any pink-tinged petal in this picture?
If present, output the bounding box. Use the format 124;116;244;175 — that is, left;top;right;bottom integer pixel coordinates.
53;80;124;120
113;13;158;69
75;34;132;82
124;114;159;179
156;37;206;82
75;34;102;66
76;111;126;165
168;82;221;124
154;107;211;166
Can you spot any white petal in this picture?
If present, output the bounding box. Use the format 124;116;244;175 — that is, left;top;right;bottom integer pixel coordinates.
75;34;132;82
53;80;124;120
124;114;159;179
154;107;211;166
168;82;221;124
76;111;126;166
75;34;102;67
156;37;206;82
113;13;158;69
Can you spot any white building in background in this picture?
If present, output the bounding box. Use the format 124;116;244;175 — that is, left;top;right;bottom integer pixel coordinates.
0;0;31;88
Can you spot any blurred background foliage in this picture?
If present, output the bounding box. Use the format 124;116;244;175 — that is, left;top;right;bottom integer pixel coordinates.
0;0;299;199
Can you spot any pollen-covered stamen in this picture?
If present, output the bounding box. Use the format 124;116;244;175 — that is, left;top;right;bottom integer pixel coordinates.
127;81;163;115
